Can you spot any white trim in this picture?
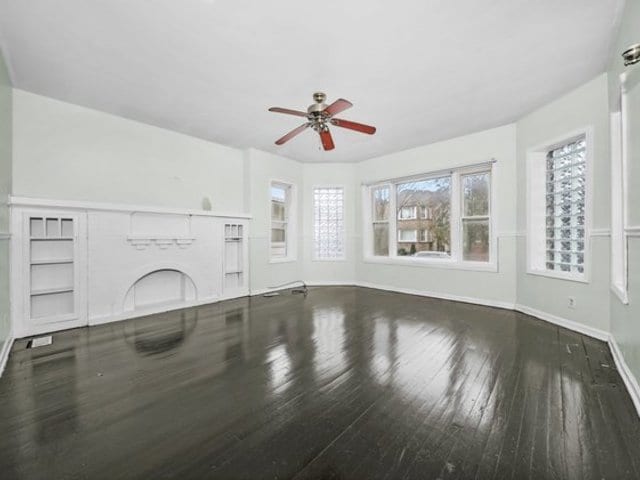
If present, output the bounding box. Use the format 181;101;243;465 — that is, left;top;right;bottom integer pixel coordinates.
608;335;640;418
306;280;357;287
590;229;611;237
355;281;515;310
9;196;251;219
89;295;233;327
0;333;15;378
525;269;589;284
513;303;608;341
362;255;498;272
362;158;496;186
268;257;297;264
626;226;640;237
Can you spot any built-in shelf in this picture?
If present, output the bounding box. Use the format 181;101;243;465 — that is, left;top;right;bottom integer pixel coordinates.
224;223;245;292
27;215;77;321
30;237;74;241
31;286;74;296
30;258;74;265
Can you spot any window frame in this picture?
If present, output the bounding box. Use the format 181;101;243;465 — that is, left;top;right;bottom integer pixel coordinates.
269;180;297;263
610;75;630;303
362;163;496;272
312;185;346;262
526;128;593;283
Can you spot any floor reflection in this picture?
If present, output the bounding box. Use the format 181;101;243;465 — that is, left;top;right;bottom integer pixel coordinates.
0;287;638;480
123;309;198;356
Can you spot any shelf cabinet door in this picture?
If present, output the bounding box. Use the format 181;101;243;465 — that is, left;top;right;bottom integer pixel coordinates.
223;221;249;295
19;210;87;335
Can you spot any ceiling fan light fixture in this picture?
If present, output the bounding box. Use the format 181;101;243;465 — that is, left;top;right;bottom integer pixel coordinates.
268;92;376;151
622;43;640;66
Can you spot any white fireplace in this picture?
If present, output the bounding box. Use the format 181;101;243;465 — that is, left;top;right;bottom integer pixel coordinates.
9;196;250;337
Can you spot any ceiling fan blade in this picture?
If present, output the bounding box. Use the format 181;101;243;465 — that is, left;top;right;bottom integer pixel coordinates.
275;123;310;145
319;130;335;151
331;118;377;135
324;98;353;116
268;107;309;118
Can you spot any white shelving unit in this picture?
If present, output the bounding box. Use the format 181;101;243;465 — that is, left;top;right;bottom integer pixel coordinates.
27;215;79;322
224;223;247;293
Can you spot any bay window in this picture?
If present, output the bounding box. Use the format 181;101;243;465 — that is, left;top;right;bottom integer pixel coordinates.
365;163;494;268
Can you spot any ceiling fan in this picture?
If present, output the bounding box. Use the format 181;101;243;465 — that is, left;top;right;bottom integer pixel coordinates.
268;92;376;151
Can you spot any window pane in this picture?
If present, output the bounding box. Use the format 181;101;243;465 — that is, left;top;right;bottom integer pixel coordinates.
463;219;489;262
463;172;490;216
373;224;389;256
313;187;344;259
271;228;286;243
396;176;451;257
271;186;286;202
544;137;586;274
372;186;390;221
271;202;285;221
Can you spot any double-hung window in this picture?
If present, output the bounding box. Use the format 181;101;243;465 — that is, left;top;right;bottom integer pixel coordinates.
270;182;292;259
461;172;491;262
313;187;345;260
371;186;391;256
365;164;494;268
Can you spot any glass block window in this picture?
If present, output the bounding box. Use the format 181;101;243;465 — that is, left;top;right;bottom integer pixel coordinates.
545;137;586;274
313;187;345;259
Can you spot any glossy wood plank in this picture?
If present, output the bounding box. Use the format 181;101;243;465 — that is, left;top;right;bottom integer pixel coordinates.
0;287;639;479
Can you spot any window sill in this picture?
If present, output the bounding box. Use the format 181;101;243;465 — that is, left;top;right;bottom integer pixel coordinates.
312;257;347;263
269;257;297;264
526;268;588;284
363;256;498;272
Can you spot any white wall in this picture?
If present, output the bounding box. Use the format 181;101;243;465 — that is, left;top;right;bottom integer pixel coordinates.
354;124;518;306
244;148;304;292
515;74;611;333
12;90;245;212
608;0;640;393
0;47;12;362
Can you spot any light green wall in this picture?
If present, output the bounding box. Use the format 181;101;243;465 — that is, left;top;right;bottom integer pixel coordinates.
12;90;245;212
0;48;12;356
245;148;304;292
302;163;357;283
515;74;611;332
608;0;640;388
354;124;518;305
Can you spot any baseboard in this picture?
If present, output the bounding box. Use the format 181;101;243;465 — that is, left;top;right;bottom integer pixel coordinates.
88;294;242;327
305;281;357;287
355;281;516;310
608;335;640;418
0;333;15;378
513;303;609;341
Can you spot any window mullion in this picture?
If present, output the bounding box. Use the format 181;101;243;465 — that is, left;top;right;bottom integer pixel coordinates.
451;171;461;262
390;183;398;258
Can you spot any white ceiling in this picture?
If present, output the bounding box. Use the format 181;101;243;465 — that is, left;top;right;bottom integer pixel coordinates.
0;0;625;163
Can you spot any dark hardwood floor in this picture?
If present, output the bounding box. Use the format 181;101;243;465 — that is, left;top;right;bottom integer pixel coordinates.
0;286;639;479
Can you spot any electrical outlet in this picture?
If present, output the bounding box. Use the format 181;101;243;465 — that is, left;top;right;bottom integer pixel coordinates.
568;297;576;309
